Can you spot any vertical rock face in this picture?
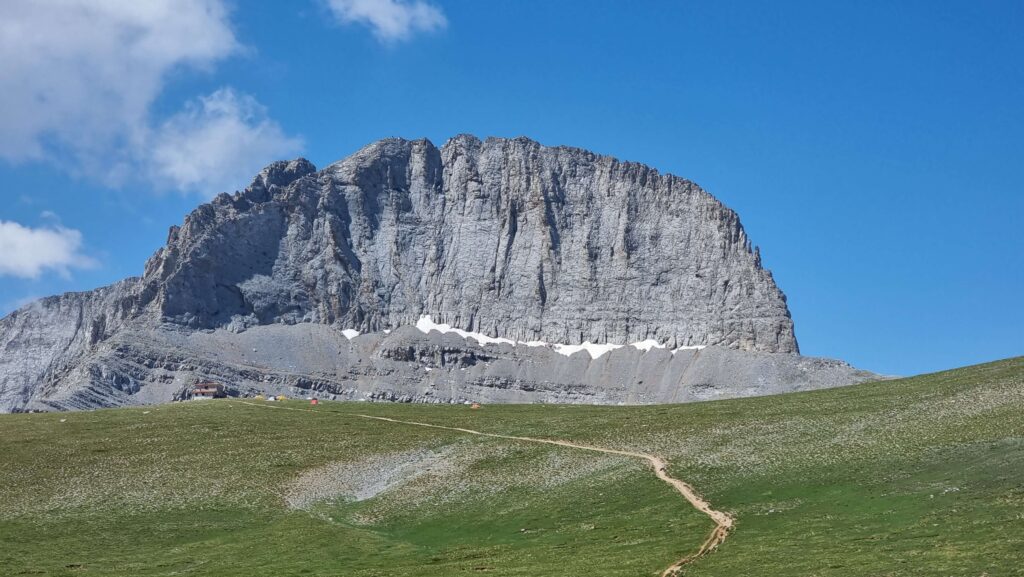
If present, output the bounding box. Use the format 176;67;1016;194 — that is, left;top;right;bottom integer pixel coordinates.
0;279;143;410
145;135;797;352
0;135;819;413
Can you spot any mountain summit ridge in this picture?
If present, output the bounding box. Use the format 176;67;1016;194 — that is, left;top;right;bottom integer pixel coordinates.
0;135;856;413
143;134;797;351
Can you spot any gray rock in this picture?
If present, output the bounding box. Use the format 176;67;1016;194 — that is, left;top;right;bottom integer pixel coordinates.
6;322;877;412
0;135;874;413
144;136;796;351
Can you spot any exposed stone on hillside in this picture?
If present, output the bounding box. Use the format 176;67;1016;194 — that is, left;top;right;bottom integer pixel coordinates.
0;136;860;413
143;136;796;352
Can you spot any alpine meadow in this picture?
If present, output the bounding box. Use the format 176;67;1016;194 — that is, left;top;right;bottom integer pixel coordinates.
2;358;1022;576
1;2;1022;576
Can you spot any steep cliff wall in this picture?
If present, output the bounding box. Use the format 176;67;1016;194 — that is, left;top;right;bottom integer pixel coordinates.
145;135;797;352
1;135;829;412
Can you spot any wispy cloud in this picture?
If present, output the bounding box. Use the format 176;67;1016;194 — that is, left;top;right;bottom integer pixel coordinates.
0;1;238;166
1;295;42;316
0;220;97;279
0;1;302;195
325;0;447;42
150;89;304;196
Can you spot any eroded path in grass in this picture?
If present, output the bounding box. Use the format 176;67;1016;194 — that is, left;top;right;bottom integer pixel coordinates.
240;401;733;576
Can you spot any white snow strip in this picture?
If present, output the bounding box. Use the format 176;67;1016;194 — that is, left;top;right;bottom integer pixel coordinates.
631;339;664;352
552;342;622;358
413;315;704;359
415;316;517;346
342;329;360;339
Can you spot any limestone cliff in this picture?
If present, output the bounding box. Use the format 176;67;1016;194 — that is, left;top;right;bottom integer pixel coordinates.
0;136;855;413
145;135;796;351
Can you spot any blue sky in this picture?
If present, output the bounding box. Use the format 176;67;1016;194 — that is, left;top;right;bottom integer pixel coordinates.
1;0;1021;376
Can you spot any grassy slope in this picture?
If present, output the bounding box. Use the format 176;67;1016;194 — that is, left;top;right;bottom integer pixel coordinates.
1;357;1021;576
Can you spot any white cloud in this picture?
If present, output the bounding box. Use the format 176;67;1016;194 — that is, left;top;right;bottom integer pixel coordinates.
0;221;97;279
1;295;42;316
0;1;303;194
150;88;304;195
0;0;239;166
326;0;447;42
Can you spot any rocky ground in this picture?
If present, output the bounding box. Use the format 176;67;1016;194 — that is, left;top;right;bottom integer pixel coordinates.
4;319;878;412
0;135;875;412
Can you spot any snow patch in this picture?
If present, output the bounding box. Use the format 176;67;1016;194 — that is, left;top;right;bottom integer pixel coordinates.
342;329;360;339
553;342;622;359
631;339;664;352
415;316;516;346
414;315;704;359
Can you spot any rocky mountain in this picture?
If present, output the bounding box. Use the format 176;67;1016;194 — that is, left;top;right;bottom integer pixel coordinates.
0;135;874;412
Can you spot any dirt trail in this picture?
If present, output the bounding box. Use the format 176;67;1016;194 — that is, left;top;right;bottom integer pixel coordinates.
238;401;733;576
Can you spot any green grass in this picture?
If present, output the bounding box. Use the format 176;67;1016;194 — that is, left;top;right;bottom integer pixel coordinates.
1;357;1021;576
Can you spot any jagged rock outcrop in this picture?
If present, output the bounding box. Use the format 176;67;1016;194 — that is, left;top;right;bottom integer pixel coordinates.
144;136;795;350
1;135;868;413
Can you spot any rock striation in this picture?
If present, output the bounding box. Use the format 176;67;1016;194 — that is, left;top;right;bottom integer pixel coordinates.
0;135;870;413
145;136;796;351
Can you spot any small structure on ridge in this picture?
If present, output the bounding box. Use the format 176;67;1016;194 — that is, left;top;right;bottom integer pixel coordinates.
190;382;226;400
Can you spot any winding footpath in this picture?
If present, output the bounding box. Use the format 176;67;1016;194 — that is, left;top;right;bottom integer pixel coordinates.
239;401;734;576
